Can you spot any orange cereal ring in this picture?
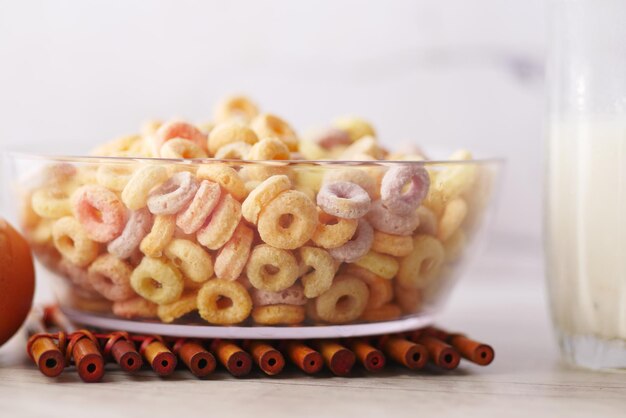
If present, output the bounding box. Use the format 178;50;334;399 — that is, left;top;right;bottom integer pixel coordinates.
154;120;207;153
246;244;298;292
311;207;358;249
251;304;305;325
416;206;438;236
31;187;72;218
157;291;198;323
214;95;259;124
112;297;158;319
250;113;298;151
122;165;168;210
160;138;208;159
130;257;184;304
176;180;221;234
197;279;252;325
394;283;423;314
207;122;258;156
241;175;291;224
353;251;399;280
214;223;254;281
359;303;402;322
87;254;135;301
299;246;336;298
52;216;99;267
196;164;247;201
397;235;445;289
214;141;251;159
371;230;414;257
341;264;393;309
72;184;126;242
257;190;317;250
140;214;176;257
196;193;241;250
315;275;369;324
164;238;214;283
246;138;292;181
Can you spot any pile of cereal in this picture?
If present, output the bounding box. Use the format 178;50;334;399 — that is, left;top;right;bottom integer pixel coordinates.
21;95;486;326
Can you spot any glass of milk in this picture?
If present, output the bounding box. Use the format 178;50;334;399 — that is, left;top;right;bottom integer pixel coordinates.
547;0;626;369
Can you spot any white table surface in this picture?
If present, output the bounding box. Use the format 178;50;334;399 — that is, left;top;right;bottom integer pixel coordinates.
1;241;625;418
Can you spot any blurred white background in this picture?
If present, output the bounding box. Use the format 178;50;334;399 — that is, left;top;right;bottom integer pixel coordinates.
0;0;545;248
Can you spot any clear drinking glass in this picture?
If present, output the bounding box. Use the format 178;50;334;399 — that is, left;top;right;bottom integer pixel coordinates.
547;0;626;369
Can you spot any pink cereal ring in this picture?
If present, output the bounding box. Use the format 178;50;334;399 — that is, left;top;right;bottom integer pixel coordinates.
314;127;352;149
381;165;430;215
107;208;153;259
147;171;199;215
72;184;126;242
154;120;207;152
367;200;420;236
252;284;307;307
329;219;374;263
176;180;221;234
317;181;371;219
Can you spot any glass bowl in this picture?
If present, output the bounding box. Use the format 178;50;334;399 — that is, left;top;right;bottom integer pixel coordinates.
5;153;502;338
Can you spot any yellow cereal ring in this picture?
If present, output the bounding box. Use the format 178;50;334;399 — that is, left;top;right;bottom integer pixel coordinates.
341;264;393;309
197;279;252;324
52;216;99;267
298;138;327;160
352;251;399;280
29;219;55;245
323;167;378;199
122;165;168;210
416;206;438;236
214;95;259;124
299;246;336;298
246;138;292;181
315;275;369;324
164;238;213;283
246;244;298;292
397;235;445;288
196;193;242;250
157;291;198;323
443;229;467;263
333;116;376;142
434;150;477;199
394;283;423;314
31;187;72;218
214;141;252;159
339;136;383;160
437;197;468;241
91;135;143;157
87;254;135;301
112;297;158;319
96;164;135;191
196;163;247;201
140;214;176;257
311;207;358;249
130;257;184;304
371;231;414;257
160;138;208;159
207;122;259;156
257;190;317;250
360;303;402;322
295;167;325;193
250;113;298;152
241;174;291;224
251;304;305;325
214;223;254;281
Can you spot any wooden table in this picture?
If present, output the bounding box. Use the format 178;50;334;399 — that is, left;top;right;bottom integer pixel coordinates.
1;243;625;418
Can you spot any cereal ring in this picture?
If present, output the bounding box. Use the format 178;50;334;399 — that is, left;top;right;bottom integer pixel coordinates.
241;175;291;224
58;257;98;295
299;246;336;298
323;167;378;199
112;297;158;319
196;193;242;250
317;182;371;219
147;171;199;215
315;275;369;324
246;244;299;292
352;250;399;280
157;291;198;323
251;305;305;325
91;135;143;157
176;180;221;234
313;127;352;149
328;219;374;263
366;200;419;236
31;187;72;218
246;138;292;181
298;138;327;160
339;136;383;159
71;185;126;242
207;122;258;156
160;138;208;159
122;165;168;210
381;165;430;215
130;257;184;304
140;214;176;257
311;208;358;249
394;283;423;314
360;303;402;322
250;113;298;151
164;238;213;283
443;229;467;263
87;254;135;301
437;197;468;242
371;230;414;257
52;216;99;267
397;235;445;289
214;141;252;159
196;164;247;201
154;120;207;153
214;95;259;124
341;264;393;309
416;206;438;236
96;164;135;191
252;283;306;306
29;219;55;245
257;190;317;250
107;208;152;259
214;223;254;281
333;116;375;142
197;279;252;325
